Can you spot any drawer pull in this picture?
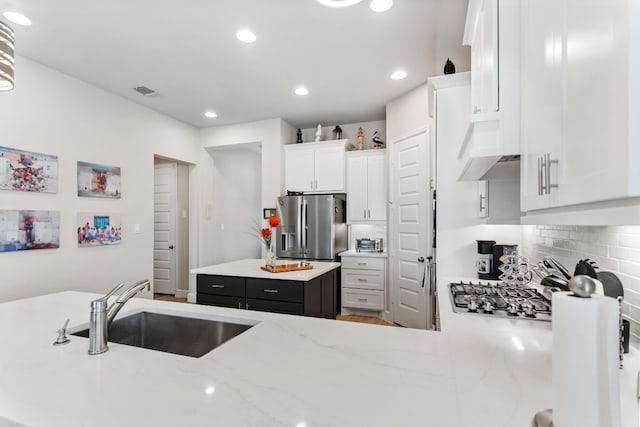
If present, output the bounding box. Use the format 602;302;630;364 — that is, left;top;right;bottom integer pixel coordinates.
211;285;225;289
357;262;367;266
357;298;368;302
263;289;279;294
357;278;368;282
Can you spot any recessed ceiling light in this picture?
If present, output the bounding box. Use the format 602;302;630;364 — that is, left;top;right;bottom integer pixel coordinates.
390;70;407;80
204;111;217;118
370;0;393;12
2;11;32;26
294;87;309;96
236;29;256;43
316;0;365;8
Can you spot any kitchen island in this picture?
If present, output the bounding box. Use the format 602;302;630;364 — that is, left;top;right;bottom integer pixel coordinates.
1;279;639;426
192;259;340;318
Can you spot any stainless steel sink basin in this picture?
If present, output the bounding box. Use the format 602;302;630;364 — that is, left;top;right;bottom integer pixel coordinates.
71;311;255;358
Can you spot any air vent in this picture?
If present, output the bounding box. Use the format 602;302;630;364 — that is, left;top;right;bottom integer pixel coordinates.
498;155;521;162
133;86;157;96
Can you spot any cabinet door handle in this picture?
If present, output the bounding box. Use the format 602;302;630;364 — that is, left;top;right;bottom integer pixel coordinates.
238;302;242;309
263;289;279;294
357;298;368;302
537;156;543;196
357;278;368;282
357;262;367;266
367;209;371;218
543;153;559;195
363;209;367;219
479;194;486;211
211;284;225;289
246;303;250;310
310;179;314;189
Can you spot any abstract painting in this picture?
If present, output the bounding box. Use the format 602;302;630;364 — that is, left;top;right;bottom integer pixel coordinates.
77;212;122;247
0;146;58;193
77;161;121;198
0;210;60;252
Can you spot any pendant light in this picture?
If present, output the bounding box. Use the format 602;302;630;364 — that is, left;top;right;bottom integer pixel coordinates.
0;19;15;91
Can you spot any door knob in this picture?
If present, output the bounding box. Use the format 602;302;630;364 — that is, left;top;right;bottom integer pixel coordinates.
168;245;174;249
418;257;425;262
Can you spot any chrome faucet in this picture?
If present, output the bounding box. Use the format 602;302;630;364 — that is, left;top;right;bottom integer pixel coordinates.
88;280;151;355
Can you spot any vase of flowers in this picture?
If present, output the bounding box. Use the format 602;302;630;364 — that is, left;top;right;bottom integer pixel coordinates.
261;215;280;269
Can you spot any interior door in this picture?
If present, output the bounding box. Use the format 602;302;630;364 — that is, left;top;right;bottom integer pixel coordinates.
154;163;177;295
390;130;430;329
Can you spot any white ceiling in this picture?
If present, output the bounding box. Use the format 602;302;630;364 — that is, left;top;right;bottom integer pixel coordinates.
4;0;469;129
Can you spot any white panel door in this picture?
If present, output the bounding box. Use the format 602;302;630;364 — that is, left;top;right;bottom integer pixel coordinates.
390;130;430;329
154;163;177;295
285;148;314;192
367;154;387;221
346;155;368;222
314;145;345;192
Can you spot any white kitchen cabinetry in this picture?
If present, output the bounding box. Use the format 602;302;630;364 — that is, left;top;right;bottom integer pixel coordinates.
284;140;350;193
521;0;640;220
459;0;521;181
478;180;521;224
346;150;387;223
340;255;386;312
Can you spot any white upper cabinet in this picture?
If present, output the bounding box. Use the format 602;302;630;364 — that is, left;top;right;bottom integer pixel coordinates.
346;150;387;223
521;0;640;219
459;0;521;181
284;140;350;193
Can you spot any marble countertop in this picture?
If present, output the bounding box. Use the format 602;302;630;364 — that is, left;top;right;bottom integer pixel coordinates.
339;249;388;258
1;278;639;427
191;258;340;281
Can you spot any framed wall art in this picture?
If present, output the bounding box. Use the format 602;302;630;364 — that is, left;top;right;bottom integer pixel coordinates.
77;161;121;198
0;146;58;193
77;212;122;247
0;210;60;252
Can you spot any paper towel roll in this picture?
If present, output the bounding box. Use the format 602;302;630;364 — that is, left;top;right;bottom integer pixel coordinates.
552;292;620;427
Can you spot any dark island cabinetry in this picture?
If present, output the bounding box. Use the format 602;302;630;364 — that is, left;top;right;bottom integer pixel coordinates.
197;269;338;319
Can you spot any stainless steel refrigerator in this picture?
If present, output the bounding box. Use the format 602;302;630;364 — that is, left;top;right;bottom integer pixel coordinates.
275;194;347;261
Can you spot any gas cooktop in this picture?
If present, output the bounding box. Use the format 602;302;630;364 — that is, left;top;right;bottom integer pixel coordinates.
448;281;552;321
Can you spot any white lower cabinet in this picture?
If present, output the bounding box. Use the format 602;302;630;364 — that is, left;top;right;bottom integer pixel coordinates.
341;255;386;311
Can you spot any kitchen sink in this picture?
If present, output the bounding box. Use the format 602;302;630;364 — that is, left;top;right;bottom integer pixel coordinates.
71;311;256;358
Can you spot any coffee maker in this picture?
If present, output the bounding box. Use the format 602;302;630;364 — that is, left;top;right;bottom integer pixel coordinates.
476;240;518;280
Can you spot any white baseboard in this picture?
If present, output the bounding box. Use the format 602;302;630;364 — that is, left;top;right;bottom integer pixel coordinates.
187;292;197;303
175;289;188;298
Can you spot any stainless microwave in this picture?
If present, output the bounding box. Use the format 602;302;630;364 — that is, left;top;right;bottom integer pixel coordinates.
356;238;383;252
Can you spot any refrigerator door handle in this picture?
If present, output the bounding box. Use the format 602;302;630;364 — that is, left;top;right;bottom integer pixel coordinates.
302;199;308;255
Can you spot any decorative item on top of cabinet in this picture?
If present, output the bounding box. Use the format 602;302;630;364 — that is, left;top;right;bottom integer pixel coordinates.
315;124;322;142
296;128;303;144
372;131;384;149
333;125;343;140
444;58;456;75
346;150;386;223
357;127;364;150
284;139;350;193
340;255;386;313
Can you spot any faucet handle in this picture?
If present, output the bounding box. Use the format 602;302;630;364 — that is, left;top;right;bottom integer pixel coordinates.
91;283;125;310
53;318;70;346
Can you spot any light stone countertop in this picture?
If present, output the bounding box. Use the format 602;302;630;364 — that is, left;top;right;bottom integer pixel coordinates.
191;258;341;281
0;278;638;427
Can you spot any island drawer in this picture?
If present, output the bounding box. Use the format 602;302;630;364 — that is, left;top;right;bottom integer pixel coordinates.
342;269;385;291
197;275;245;297
197;293;245;309
246;298;304;315
246;278;303;303
342;288;384;310
341;257;385;270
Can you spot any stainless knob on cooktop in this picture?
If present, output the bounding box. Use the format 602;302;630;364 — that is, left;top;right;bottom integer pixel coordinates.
506;300;519;316
468;297;479;312
523;303;536;318
482;299;494;313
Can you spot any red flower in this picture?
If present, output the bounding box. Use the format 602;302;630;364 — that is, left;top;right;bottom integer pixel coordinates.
268;215;280;228
261;228;271;239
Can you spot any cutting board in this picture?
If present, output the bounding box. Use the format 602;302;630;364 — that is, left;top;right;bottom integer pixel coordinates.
260;263;314;273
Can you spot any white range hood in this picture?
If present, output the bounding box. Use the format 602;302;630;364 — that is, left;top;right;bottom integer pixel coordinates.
457;111;520;181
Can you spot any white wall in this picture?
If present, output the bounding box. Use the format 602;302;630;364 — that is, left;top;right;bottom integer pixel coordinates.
386;85;429;142
435;0;471;75
0;57;200;302
208;146;262;264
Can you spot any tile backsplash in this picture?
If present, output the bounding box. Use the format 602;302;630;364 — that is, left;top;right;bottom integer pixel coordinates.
522;225;640;345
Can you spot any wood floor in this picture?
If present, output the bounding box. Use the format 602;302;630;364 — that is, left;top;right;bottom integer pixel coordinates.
153;294;399;327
